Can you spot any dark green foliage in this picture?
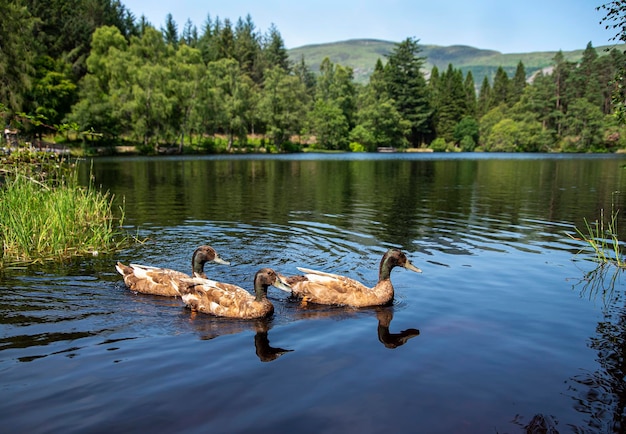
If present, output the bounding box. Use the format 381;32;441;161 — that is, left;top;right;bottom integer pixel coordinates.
454;117;479;151
433;64;468;142
2;4;626;153
384;37;432;146
0;0;36;114
509;61;527;105
597;1;626;122
162;13;179;47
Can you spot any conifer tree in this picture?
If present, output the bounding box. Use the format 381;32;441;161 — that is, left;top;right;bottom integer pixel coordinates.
477;76;491;117
384;37;432;146
162;13;179;47
510;61;527;105
464;70;477;117
491;66;509;107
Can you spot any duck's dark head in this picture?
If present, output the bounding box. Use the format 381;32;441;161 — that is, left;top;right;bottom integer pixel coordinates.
191;245;230;277
253;268;292;300
379;248;422;280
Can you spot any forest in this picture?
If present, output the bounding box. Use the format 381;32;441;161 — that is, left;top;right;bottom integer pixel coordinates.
1;0;625;153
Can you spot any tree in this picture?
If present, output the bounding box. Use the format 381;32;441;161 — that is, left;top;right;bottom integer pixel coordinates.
25;0;138;77
597;1;626;121
69;25;128;138
355;65;409;151
162;13;179;47
509;61;527;105
258;66;309;149
434;64;467;142
206;58;255;150
560;98;606;151
171;44;204;151
0;0;36;115
384;37;432;146
491;66;509;107
293;55;317;98
29;56;77;137
454;116;479;151
117;27;176;148
234;15;262;83
311;99;349;150
181;19;198;47
261;23;291;73
311;57;356;150
464;70;477;117
477;76;491;117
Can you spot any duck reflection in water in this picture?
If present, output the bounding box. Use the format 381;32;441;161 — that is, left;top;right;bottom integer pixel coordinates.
290;303;420;349
375;308;420;349
185;313;293;362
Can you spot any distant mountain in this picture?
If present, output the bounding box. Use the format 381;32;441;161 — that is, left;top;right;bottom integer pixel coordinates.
288;39;624;86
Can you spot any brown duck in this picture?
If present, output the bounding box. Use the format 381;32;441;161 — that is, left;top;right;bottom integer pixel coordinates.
283;248;422;307
115;245;230;297
174;268;292;319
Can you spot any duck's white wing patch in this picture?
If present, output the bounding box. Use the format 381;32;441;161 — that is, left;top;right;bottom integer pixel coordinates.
129;263;159;270
297;267;345;280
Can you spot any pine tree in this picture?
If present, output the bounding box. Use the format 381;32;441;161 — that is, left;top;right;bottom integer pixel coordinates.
383;37;432;147
262;24;291;73
509;61;526;105
234;15;261;83
162;13;179;47
477;76;491;117
436;64;467;142
464;70;477;117
491;66;509;107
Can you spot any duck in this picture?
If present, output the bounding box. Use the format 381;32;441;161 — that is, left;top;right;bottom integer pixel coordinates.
115;245;230;297
282;248;422;307
173;268;292;319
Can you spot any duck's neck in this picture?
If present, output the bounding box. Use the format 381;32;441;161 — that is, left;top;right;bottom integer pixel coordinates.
191;256;207;278
254;284;268;302
378;256;395;281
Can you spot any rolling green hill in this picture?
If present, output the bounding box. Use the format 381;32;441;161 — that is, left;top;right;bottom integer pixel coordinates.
288;39;625;86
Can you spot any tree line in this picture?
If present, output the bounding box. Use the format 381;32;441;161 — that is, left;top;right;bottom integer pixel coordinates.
2;0;625;153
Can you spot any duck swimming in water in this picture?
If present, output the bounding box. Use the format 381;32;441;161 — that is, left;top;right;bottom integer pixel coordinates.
115;245;230;297
283;248;421;307
174;268;292;319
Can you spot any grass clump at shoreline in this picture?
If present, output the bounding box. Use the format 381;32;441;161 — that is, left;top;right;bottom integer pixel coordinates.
569;203;625;268
0;149;128;265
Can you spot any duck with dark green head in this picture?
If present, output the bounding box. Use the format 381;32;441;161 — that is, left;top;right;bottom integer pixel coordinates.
282;248;421;307
115;245;230;297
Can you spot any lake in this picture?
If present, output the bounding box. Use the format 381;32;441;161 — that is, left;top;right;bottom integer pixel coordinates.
2;152;626;433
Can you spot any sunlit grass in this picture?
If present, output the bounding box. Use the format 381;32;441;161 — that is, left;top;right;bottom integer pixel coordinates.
568;205;625;268
0;149;128;265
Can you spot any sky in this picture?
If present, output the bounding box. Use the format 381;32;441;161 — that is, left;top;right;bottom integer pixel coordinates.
120;0;619;53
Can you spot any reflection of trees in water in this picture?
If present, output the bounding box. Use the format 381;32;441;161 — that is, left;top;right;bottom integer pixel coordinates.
568;264;626;432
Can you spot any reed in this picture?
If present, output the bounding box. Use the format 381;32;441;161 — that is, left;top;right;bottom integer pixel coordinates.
569;205;625;268
0;150;127;264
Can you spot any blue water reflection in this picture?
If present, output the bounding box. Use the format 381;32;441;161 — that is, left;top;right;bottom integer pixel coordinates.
2;153;626;432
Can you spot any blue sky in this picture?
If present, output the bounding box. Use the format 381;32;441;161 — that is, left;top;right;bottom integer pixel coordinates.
121;0;618;53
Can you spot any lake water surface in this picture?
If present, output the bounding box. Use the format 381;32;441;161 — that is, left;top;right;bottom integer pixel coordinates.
3;153;626;433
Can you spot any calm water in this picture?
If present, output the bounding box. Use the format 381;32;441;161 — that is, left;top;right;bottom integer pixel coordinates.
3;153;626;433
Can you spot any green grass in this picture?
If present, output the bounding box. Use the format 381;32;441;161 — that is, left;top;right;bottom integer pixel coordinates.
0;149;128;265
569;206;625;268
